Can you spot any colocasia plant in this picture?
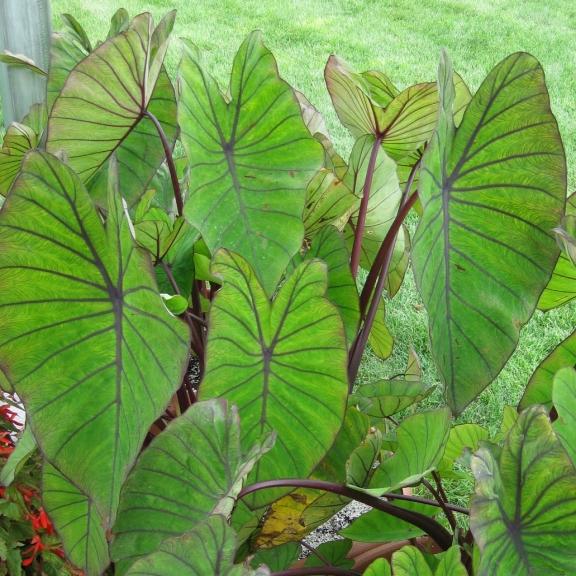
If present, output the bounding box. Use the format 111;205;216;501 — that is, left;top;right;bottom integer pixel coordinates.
0;8;574;576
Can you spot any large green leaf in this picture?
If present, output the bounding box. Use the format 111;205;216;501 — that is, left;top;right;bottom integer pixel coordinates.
520;329;576;409
392;546;467;576
470;406;576;575
539;192;576;311
412;51;566;413
553;367;576;465
124;515;254;576
178;31;323;295
344;135;402;269
43;463;109;575
199;251;348;506
47;12;178;207
0;152;189;568
291;225;360;345
366;408;451;493
112;400;272;573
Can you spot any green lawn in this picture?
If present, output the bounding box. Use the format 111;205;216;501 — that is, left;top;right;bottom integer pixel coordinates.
49;0;575;431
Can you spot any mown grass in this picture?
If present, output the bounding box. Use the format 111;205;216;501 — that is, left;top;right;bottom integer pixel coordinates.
48;0;575;433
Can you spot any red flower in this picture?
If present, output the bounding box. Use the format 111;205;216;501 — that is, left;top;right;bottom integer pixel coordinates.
28;508;54;535
0;431;14;456
17;485;37;504
0;404;20;425
21;535;45;567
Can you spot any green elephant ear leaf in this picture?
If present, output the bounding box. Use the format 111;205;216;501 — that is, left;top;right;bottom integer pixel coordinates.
539;192;576;311
108;8;131;38
553;367;576;465
471;406;576;575
0;122;38;196
47;12;178;207
291;225;360;345
438;423;489;474
199;251;348;507
124;515;254;576
0;152;189;572
112;400;272;573
60;13;92;53
367;298;394;360
520;328;576;409
179;31;323;295
366;408;451;494
43;463;109;576
412;51;566;414
251;542;300;571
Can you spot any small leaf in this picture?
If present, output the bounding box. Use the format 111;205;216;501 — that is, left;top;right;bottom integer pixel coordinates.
520;328;576;409
304;539;353;569
0;427;36;487
393;545;467;576
438;423;489;473
124;515;255;576
368;298;394;360
251;543;299;571
363;558;392;576
108;8;131;38
346;426;382;487
366;408;451;493
0;123;38;196
351;380;431;418
60;14;92;53
553;367;576;465
341;500;437;542
471;406;576;575
161;294;188;316
0;51;47;76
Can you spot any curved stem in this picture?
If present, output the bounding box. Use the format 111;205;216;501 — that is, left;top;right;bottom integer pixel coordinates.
143;109;184;217
238;479;453;551
348;191;418;383
422;478;457;531
350;135;383;278
300;541;331;567
359;160;420;316
382;489;468;515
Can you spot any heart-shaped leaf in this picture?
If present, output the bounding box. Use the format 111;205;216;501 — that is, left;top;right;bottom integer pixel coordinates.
366;408;451;494
520;328;576;409
178;31;323;295
124;515;255;576
0;152;190;572
199;251;348;506
553;367;576;466
47;12;178;207
112;400;272;573
471;406;576;575
412;51;566;413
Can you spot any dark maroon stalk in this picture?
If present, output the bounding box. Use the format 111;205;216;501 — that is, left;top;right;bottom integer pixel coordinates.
360;162;420;317
348;191;419;384
270;569;361;576
238;479;453;551
422;478;457;532
349;136;383;278
143;109;184;217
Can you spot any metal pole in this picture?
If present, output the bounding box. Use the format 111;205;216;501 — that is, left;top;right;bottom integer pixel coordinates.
0;0;51;127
